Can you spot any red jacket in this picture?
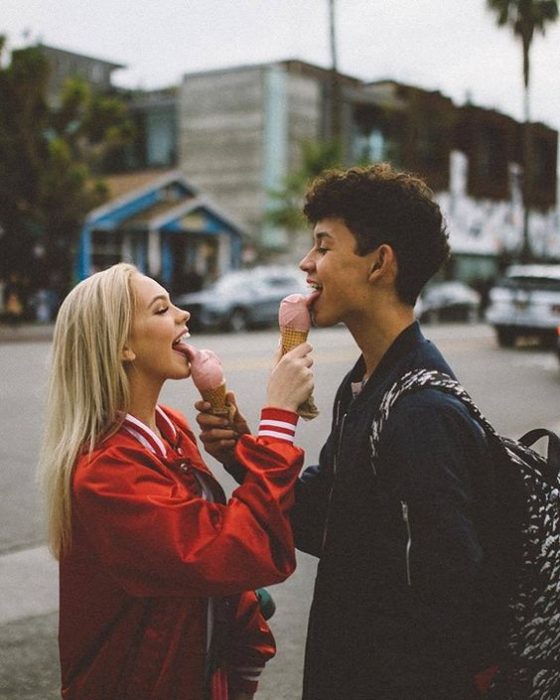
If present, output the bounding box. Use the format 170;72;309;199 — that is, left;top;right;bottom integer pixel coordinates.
60;405;303;700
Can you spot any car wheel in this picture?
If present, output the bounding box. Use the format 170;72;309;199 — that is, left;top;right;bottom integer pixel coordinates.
228;308;249;333
496;326;516;348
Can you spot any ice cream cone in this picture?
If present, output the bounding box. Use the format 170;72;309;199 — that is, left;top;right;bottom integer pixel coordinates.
280;327;308;355
280;327;319;420
200;382;231;417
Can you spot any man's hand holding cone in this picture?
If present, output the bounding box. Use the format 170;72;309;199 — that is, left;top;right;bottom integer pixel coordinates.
278;293;319;420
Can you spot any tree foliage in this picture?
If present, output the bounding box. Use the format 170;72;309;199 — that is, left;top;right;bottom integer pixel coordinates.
0;38;133;292
266;139;342;234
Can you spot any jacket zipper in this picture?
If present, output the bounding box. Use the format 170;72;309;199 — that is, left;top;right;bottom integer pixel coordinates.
401;500;412;587
321;407;347;552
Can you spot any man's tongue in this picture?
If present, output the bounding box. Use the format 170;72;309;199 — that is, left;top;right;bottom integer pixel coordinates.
308;289;321;306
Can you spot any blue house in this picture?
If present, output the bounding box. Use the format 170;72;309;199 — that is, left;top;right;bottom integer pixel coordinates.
78;171;245;294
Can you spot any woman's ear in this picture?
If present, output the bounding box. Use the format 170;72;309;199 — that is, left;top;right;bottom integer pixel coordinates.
122;346;136;363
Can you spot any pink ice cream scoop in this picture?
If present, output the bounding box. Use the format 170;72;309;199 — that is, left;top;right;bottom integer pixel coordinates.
188;348;225;391
187;347;230;416
278;293;312;332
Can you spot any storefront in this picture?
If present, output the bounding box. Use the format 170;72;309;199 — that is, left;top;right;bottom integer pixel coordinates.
77;171;244;294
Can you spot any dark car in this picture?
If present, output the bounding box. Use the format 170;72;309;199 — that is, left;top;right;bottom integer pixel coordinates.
175;266;309;332
416;281;481;324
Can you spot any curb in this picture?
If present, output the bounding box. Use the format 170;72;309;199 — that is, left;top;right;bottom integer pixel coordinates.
0;546;58;625
0;325;54;344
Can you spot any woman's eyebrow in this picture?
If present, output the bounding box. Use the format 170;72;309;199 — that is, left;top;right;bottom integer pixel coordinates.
147;294;169;309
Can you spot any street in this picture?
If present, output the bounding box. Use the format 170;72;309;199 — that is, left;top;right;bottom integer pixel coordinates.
1;322;560;699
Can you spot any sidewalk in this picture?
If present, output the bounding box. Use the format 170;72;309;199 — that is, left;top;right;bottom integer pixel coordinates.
0;323;54;344
0;547;60;699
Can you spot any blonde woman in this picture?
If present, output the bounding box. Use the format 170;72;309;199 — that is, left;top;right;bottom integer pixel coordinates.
38;263;314;700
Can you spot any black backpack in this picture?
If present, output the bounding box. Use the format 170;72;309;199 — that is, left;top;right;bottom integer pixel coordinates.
369;369;560;699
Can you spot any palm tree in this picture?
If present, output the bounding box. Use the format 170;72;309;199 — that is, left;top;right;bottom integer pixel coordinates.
487;0;559;262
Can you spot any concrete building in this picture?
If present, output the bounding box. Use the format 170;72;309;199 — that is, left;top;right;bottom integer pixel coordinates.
179;60;558;279
36;45;558;283
179;61;332;251
126;88;178;171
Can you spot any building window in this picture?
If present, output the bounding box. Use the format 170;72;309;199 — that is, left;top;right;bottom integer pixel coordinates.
352;127;385;163
91;230;125;271
478;125;505;181
90;63;104;84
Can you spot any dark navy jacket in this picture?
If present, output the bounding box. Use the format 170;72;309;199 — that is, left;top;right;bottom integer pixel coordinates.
291;322;497;699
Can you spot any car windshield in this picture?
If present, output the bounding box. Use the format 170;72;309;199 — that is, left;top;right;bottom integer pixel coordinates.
498;276;560;292
211;275;252;294
207;270;302;295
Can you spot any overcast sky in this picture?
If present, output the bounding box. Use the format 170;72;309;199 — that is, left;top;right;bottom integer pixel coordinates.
3;0;560;130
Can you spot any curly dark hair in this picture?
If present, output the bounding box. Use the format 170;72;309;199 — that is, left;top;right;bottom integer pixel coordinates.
303;163;450;305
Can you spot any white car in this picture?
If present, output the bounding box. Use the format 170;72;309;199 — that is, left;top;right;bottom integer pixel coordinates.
485;265;560;347
417;281;481;323
175;266;308;332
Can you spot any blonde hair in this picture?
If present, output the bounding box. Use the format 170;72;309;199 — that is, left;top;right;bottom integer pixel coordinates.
38;263;138;559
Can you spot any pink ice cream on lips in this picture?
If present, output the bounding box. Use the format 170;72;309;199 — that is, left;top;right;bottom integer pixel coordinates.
278;293;315;331
188;348;225;391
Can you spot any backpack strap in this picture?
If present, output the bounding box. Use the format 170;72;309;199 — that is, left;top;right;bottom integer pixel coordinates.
369;368;497;474
519;428;560;480
370;368;560;483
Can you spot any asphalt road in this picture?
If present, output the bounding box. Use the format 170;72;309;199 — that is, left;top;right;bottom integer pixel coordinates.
1;322;559;699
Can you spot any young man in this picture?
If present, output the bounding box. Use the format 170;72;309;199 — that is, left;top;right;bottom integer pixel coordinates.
197;164;500;699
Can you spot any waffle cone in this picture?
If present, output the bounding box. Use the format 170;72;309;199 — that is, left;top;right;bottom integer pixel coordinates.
280;327;308;354
200;382;230;417
279;326;319;421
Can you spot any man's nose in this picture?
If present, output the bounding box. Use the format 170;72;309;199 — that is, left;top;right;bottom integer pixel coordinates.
299;251;313;270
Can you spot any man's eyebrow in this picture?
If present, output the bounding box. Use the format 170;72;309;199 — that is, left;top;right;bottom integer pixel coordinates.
148;294;169;308
315;231;334;242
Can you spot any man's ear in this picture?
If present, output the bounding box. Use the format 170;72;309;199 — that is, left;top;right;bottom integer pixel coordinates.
367;244;395;280
122;345;136;363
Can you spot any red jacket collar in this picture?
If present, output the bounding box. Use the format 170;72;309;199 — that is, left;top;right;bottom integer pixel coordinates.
122;406;177;459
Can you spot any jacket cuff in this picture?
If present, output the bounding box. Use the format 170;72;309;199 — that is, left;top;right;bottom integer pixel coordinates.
258;408;298;444
229;665;263;694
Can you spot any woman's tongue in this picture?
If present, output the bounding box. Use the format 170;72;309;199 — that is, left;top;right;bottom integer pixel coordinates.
174;340;195;359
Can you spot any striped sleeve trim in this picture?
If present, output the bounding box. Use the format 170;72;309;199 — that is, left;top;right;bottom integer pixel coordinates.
233;665;264;681
258;407;298;444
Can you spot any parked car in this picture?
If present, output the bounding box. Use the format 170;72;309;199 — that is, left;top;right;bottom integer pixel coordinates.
416;281;481;323
175;266;309;332
485;265;560;347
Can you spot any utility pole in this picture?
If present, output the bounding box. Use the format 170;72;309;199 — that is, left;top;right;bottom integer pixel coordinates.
328;0;342;142
521;33;532;263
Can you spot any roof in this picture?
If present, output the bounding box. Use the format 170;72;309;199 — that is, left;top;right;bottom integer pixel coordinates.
85;170;246;236
103;170;173;200
181;57;359;86
37;43;125;70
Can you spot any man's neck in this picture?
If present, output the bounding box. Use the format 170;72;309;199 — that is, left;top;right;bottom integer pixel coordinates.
348;305;415;379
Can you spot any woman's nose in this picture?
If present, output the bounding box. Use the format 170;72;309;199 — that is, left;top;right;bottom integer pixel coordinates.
177;306;190;323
